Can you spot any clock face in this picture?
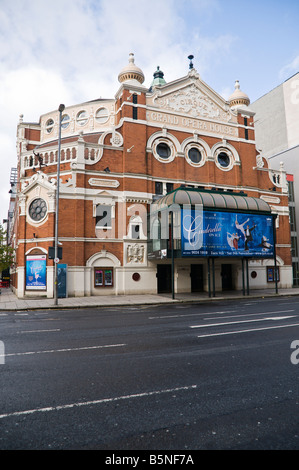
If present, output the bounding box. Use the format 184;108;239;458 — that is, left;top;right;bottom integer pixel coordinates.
29;198;47;222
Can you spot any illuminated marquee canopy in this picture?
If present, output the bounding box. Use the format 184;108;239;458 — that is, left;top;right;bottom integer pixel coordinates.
150;188;274;259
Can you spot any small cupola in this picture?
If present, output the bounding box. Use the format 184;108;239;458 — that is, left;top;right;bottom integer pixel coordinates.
118;53;145;86
149;66;166;91
229;80;250;110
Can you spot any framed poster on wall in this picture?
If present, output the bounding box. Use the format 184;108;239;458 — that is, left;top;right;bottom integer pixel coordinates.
94;268;113;287
267;266;280;283
26;255;47;290
57;264;67;298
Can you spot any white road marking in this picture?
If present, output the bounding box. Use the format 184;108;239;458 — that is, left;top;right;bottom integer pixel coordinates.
0;385;197;420
150;309;295;321
191;315;295;329
205;310;296;321
149;310;235;320
197;322;299;337
4;343;126;357
17;329;60;334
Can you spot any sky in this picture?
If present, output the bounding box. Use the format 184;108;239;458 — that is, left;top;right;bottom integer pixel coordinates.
0;0;298;226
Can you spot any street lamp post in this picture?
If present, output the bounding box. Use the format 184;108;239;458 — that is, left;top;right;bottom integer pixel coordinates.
54;104;65;305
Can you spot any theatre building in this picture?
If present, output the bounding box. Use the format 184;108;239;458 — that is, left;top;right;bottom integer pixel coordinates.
10;54;292;298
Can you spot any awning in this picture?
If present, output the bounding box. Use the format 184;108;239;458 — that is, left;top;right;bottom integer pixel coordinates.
153;188;271;213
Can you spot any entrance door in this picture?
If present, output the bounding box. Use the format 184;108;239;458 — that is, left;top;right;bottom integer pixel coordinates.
191;264;204;292
157;264;172;293
221;264;233;290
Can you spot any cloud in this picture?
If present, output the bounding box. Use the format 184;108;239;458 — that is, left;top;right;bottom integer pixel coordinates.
0;0;237;226
279;55;299;81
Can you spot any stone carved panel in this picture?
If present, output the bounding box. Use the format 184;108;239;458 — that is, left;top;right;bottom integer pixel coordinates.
89;178;120;188
127;244;145;264
154;84;230;122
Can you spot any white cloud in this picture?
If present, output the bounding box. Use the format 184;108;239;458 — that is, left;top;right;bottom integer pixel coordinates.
0;0;237;226
279;55;299;81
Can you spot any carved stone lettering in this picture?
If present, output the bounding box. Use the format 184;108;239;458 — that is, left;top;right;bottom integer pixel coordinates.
154;84;229;121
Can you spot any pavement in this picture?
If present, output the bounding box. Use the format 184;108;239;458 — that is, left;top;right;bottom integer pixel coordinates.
1;286;299;311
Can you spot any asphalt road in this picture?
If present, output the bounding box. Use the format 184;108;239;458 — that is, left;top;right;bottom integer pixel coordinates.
0;296;298;451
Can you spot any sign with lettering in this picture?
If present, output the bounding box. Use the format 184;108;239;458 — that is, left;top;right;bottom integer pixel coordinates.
146;110;238;137
182;211;274;258
26;255;47;290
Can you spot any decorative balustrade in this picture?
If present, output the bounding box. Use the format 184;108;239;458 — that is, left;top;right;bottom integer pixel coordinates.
22;142;103;172
269;167;287;192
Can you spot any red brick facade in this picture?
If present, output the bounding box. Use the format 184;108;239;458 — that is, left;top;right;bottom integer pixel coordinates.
10;56;292;298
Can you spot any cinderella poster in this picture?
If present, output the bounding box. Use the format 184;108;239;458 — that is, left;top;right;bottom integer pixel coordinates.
182;210;274;258
26;255;47;290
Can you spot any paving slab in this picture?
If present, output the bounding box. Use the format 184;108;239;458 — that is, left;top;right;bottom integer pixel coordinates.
1;287;299;311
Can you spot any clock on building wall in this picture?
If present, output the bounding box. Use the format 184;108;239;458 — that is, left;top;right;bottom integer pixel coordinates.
28;198;47;222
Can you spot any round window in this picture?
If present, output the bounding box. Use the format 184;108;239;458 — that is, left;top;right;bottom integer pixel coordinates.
28;198;47;222
76;111;88;126
156;142;171;159
132;273;141;282
45;118;54;134
217;151;230;168
61;114;70;129
188;147;202;164
95;107;109;123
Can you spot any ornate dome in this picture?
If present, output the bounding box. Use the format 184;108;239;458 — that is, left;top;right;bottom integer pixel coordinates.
149;66;166;91
228;80;250;109
118;53;145;85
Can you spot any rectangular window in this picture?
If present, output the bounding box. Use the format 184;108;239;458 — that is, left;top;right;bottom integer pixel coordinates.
96;205;112;228
166;183;174;193
132;94;138;104
155;182;163;195
292;262;299;286
132;224;140;239
291;236;298;258
132;107;138;120
244;117;248;140
289;206;297;232
288;180;295;202
94;268;113;287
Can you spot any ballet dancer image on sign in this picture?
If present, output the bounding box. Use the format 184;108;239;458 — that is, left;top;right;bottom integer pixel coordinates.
259;235;272;251
235;215;249;237
227;232;240;250
244;223;256;250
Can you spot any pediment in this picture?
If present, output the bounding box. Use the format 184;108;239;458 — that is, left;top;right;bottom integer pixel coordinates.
21;171;56;194
96;190;114;197
148;71;234;123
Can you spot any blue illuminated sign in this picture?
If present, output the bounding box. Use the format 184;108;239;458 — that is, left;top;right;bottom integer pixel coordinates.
182;210;274;258
26;255;47;290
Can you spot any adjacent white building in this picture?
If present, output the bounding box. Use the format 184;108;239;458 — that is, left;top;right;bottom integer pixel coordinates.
251;72;299;285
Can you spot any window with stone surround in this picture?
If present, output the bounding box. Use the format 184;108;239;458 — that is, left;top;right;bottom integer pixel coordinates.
96;205;112;228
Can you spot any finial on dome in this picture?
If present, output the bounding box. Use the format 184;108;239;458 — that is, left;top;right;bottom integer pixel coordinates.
118;53;145;85
228;79;250;109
